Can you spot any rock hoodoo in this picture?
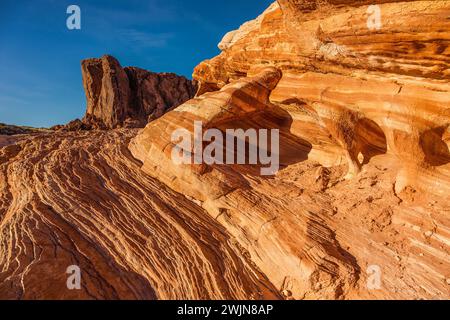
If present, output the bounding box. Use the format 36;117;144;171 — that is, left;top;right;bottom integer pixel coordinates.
81;55;197;129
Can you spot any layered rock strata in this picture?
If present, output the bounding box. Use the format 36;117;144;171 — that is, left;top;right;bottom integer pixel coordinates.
193;0;450;195
130;0;450;299
0;130;280;299
0;0;449;301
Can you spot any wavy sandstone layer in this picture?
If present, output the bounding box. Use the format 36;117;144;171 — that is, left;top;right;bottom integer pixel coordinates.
131;0;450;299
0;130;280;299
0;0;449;300
194;0;450;195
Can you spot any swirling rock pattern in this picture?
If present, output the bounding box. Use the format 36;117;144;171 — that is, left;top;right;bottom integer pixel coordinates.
0;130;280;299
194;0;450;195
132;0;450;299
0;0;449;300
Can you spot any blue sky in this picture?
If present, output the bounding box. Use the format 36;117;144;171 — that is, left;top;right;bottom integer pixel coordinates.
0;0;273;127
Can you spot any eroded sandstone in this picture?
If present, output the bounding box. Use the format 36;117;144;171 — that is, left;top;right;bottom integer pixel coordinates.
193;0;450;195
130;0;450;299
0;0;448;301
81;55;197;129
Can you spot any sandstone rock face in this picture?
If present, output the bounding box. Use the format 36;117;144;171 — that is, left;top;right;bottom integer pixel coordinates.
81;55;197;129
193;0;450;195
125;67;198;122
82;55;131;129
1;1;449;301
130;67;284;202
131;1;450;299
0;130;280;299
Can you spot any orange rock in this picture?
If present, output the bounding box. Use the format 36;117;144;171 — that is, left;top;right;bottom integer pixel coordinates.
193;0;450;195
131;0;450;300
0;1;449;301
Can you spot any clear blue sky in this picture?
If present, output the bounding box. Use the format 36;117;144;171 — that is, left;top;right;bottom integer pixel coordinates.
0;0;273;127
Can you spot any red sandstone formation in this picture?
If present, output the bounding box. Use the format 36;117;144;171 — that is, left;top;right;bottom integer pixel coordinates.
194;0;450;196
132;0;450;299
81;55;197;129
0;1;449;300
0;130;279;299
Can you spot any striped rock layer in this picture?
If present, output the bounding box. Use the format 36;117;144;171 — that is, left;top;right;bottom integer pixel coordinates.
0;0;448;300
131;1;450;299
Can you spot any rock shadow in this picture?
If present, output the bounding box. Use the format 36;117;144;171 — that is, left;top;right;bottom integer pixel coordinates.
212;104;313;178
